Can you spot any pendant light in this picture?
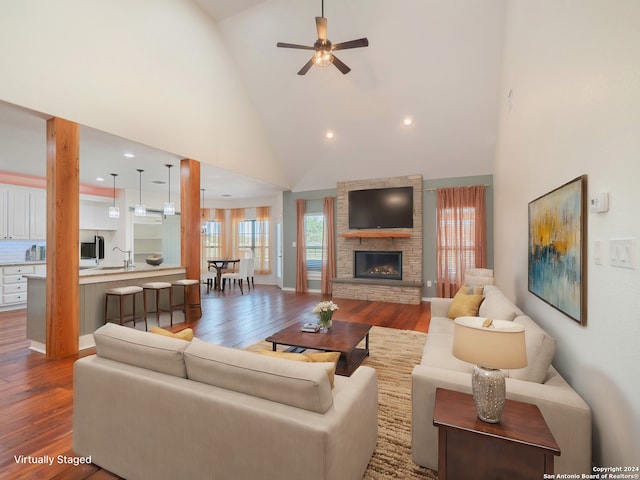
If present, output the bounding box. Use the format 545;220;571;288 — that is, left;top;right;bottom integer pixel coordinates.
108;173;120;218
134;169;146;216
163;164;175;215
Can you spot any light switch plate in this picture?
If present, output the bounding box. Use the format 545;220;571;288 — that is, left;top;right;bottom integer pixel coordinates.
610;238;636;269
594;240;603;265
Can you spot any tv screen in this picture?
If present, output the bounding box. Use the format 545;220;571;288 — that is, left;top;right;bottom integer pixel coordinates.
348;186;414;229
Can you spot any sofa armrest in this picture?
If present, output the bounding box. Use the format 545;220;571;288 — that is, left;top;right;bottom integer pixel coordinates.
411;364;591;475
429;297;452;318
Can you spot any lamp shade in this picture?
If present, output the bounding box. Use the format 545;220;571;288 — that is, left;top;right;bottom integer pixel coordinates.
452;317;527;370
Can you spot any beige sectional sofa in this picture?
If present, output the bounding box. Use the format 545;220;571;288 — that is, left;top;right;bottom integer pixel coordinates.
73;323;378;480
411;285;592;475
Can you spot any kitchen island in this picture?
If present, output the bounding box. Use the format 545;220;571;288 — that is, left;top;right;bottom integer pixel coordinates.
26;264;187;354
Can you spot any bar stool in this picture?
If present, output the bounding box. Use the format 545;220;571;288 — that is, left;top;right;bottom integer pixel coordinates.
104;286;145;329
142;282;173;328
171;279;201;322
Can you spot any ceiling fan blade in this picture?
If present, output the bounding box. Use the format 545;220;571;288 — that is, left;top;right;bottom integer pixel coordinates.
331;54;351;75
316;16;327;41
297;57;315;75
277;42;315;50
332;38;369;51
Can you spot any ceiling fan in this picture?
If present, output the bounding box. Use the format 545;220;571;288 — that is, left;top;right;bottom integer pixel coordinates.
276;0;369;75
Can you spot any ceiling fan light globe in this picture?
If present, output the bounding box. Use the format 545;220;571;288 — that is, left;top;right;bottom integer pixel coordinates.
314;50;332;67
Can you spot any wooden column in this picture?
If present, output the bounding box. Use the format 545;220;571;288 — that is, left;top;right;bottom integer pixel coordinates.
180;158;202;322
46;118;80;359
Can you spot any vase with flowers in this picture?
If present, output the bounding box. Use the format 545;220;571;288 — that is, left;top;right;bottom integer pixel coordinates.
312;300;339;333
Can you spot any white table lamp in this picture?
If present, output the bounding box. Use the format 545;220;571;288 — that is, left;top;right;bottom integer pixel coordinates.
452;317;527;423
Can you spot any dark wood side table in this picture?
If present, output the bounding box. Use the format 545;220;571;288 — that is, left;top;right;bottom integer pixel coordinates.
433;388;560;480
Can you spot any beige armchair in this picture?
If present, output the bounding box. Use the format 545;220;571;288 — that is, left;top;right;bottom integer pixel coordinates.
463;267;495;287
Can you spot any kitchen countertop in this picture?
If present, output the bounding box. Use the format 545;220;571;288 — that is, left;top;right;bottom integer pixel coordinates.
0;261;47;267
26;263;186;285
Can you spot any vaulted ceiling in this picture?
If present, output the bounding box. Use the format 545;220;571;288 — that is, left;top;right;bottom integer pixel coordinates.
198;0;507;192
0;0;506;199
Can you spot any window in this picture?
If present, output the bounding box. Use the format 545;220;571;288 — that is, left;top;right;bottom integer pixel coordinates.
237;219;270;273
202;220;223;259
304;213;324;278
435;185;486;298
438;207;477;280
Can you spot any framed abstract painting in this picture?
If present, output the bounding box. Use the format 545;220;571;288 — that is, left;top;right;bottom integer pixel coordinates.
528;175;587;325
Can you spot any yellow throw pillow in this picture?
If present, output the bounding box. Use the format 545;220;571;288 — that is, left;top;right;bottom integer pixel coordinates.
259;350;340;388
447;289;484;319
149;326;194;341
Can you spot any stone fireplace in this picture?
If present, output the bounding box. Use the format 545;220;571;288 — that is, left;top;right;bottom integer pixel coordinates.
331;175;424;305
354;251;402;281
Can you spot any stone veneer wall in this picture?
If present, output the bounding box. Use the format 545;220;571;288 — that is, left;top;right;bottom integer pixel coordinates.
332;175;423;304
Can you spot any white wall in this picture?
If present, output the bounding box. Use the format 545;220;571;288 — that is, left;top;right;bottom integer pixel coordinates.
494;0;640;467
0;0;288;190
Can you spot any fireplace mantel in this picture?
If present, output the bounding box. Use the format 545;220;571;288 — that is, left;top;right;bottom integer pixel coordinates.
333;175;423;304
341;231;411;239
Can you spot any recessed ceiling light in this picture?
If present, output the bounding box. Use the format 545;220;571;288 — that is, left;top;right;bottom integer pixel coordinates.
325;130;335;140
402;117;414;127
96;176;105;182
123;152;135;158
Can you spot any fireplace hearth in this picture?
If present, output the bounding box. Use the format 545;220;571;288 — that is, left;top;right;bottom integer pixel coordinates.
354;251;402;281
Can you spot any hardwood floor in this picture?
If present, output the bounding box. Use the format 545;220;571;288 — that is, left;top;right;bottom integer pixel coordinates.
0;286;430;479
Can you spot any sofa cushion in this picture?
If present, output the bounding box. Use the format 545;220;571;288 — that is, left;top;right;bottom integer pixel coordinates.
509;316;557;383
420;332;474;373
460;285;485;295
149;326;194;341
184;339;334;413
478;285;522;321
93;323;190;378
447;288;484;319
258;350;340;387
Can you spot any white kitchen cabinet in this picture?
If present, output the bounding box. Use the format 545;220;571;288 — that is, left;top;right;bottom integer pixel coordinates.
0;190;6;239
0;264;34;308
29;188;47;240
0;187;30;240
0;185;46;240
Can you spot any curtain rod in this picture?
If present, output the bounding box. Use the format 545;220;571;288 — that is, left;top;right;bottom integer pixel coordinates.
300;196;336;201
424;184;490;192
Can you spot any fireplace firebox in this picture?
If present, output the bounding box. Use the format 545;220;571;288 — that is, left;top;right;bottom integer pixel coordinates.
354;251;402;281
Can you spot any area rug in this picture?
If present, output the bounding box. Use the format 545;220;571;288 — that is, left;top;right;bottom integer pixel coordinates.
247;326;438;479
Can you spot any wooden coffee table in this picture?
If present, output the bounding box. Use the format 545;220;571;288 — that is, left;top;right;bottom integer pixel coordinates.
265;320;372;376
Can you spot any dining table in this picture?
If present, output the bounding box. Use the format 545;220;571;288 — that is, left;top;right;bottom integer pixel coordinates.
206;259;240;291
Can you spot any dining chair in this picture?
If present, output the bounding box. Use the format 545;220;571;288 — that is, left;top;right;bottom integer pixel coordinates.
246;257;255;289
201;270;217;294
221;258;251;294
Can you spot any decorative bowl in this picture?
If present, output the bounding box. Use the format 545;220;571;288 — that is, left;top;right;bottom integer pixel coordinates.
145;254;164;266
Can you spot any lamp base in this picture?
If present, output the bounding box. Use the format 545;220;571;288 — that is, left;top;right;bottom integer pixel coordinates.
472;365;506;423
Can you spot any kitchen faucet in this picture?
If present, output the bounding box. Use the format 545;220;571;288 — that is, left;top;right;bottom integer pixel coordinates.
113;246;133;270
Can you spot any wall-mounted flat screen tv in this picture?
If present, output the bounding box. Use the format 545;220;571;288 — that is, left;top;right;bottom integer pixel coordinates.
348;186;414;229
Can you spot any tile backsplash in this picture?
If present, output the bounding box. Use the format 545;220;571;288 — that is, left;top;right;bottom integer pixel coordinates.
0;241;46;263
